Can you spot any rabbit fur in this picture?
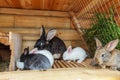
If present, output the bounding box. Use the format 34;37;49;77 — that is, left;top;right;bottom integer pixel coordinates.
91;38;120;70
63;46;87;63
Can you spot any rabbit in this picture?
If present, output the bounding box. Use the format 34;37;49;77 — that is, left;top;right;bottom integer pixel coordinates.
34;25;67;59
29;47;54;66
62;46;87;63
91;38;120;70
16;47;54;70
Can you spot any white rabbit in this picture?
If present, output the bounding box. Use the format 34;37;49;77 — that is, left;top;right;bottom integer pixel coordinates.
63;46;87;63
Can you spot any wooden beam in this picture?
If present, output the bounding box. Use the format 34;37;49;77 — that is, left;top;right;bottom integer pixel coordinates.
0;15;14;27
0;32;9;45
0;68;120;80
0;15;70;28
76;0;108;18
9;32;22;71
0;8;69;17
69;12;83;35
0;28;81;41
69;12;89;51
0;37;9;46
14;15;70;28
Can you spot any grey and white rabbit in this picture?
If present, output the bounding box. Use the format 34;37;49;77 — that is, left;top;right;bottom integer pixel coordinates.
91;38;120;70
63;46;87;63
16;47;54;70
34;25;66;59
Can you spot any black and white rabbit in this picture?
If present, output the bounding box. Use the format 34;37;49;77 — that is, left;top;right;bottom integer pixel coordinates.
34;26;67;59
16;47;54;70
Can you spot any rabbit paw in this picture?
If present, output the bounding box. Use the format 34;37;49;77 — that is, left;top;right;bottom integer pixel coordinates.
16;61;24;69
66;60;71;63
77;59;83;63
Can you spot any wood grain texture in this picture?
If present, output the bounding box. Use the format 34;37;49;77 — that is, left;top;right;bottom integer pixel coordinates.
0;14;70;28
9;32;22;71
0;67;120;80
0;58;120;80
0;8;69;17
0;28;80;41
14;15;70;28
0;15;14;27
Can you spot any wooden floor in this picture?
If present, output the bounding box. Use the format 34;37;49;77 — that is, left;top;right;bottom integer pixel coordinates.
52;59;99;69
0;59;120;80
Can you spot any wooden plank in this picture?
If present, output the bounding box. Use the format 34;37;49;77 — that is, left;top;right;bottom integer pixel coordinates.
0;15;70;28
51;0;59;11
0;28;80;40
0;68;120;80
0;32;8;37
9;32;22;71
0;8;69;17
14;15;70;28
48;0;55;10
44;0;49;10
69;12;83;35
22;34;80;41
62;0;74;11
10;0;21;8
0;37;9;46
0;15;14;27
6;0;21;8
31;0;43;9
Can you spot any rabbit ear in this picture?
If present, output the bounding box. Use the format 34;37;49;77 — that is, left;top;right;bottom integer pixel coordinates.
105;39;119;52
40;25;46;38
46;29;56;41
67;46;72;53
95;37;102;48
29;48;38;54
24;47;29;55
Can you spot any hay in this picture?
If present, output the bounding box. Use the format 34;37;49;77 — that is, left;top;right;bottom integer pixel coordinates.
0;61;9;72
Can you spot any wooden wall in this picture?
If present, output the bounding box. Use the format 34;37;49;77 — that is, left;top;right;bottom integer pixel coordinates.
0;8;87;52
1;0;120;28
0;0;119;52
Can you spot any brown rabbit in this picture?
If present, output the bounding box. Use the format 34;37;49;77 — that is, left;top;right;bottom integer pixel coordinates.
91;38;120;70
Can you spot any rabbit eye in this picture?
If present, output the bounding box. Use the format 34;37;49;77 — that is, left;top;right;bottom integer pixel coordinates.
40;43;43;46
46;41;49;44
101;54;105;57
